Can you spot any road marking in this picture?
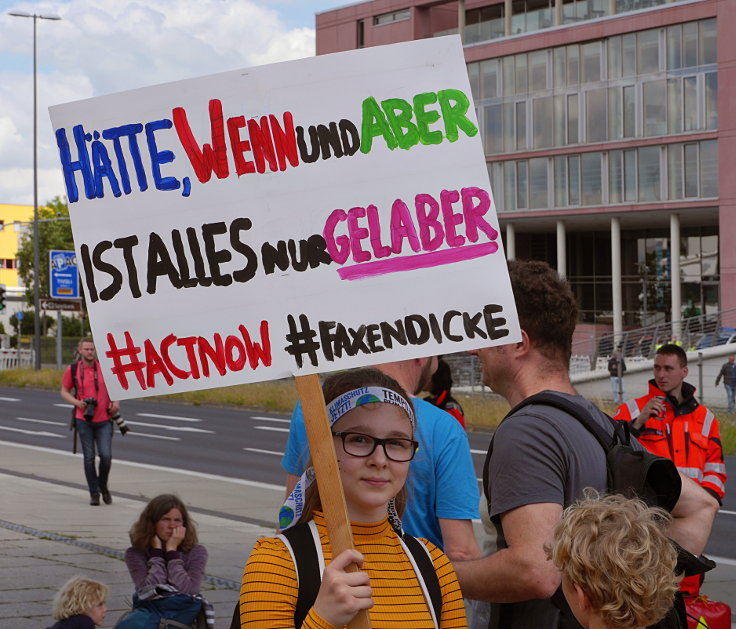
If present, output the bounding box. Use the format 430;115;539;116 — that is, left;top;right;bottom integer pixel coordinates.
126;421;213;433
0;440;284;491
250;416;290;423
244;448;284;456
470;449;486;455
720;509;736;516
254;426;290;433
136;413;202;422
0;426;63;438
710;555;736;566
0;397;20;402
16;417;65;427
127;432;180;441
54;403;74;408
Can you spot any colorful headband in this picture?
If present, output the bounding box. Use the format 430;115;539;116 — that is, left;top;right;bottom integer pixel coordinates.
279;386;414;531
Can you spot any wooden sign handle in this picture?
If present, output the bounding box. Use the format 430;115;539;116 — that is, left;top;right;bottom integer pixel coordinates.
296;374;372;629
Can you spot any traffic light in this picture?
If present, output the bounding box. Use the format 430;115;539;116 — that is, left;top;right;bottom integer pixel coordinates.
0;284;5;311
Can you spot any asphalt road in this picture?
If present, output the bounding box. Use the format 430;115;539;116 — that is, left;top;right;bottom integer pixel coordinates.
0;385;733;558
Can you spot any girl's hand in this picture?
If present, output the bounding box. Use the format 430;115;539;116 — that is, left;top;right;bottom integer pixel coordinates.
152;535;162;550
166;526;186;551
312;549;372;626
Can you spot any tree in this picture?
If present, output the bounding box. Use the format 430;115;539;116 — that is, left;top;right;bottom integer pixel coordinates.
16;196;75;308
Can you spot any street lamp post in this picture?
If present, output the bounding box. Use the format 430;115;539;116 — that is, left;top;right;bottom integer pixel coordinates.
9;11;61;370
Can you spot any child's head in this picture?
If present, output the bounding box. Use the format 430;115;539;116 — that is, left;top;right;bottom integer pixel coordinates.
549;492;678;629
296;367;416;526
52;576;108;626
129;493;198;552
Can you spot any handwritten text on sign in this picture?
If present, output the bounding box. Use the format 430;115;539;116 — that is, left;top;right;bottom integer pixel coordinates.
49;37;520;400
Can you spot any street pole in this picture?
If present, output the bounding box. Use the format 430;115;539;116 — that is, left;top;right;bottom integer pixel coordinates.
9;11;62;370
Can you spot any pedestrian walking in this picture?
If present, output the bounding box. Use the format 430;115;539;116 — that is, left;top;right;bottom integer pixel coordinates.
60;338;121;506
715;354;736;412
607;351;626;405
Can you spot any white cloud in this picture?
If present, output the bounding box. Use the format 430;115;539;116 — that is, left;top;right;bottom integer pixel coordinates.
0;0;317;205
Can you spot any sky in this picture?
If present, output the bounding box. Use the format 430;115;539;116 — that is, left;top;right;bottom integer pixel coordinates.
0;0;350;206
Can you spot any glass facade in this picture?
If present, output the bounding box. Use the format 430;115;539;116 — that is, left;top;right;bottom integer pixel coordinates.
510;227;719;324
469;19;718;157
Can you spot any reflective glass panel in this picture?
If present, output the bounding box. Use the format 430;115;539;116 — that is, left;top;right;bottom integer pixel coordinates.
516;101;527;149
638;30;659;75
533;96;553;148
586;88;607;142
582;42;601;84
683;75;698;131
529;157;548;208
699;19;717;65
581;152;602;205
568;94;579;144
609;150;623;204
684;143;698;197
667;78;682;135
643;80;666;136
517;161;529;209
568;155;580;205
555;156;567;206
705;72;718;130
530;50;548;92
683;22;697;68
668;143;683;199
623;85;636;138
638;146;660;201
624;150;636;201
700;139;718;198
480;59;499;99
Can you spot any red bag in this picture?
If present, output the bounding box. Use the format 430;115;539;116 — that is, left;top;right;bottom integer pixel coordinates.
684;595;731;629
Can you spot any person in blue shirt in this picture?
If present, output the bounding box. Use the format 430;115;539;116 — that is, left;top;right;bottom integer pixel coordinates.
282;356;481;560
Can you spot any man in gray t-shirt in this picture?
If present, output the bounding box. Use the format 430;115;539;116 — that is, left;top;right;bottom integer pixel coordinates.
453;260;720;629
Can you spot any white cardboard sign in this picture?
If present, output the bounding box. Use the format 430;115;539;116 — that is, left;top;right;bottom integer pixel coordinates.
49;36;520;400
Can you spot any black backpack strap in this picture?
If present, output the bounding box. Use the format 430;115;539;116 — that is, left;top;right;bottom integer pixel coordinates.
70;360;79;397
506;391;620;453
402;534;442;625
280;522;321;629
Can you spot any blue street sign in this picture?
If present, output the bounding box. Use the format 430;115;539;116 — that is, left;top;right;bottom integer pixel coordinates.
16;311;24;320
49;250;80;299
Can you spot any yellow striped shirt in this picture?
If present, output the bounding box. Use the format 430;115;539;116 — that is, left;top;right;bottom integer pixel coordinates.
239;511;467;628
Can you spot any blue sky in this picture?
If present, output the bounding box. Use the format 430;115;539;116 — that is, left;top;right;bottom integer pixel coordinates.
0;0;351;204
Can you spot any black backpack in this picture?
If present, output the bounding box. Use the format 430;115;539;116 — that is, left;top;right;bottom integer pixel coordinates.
483;391;711;629
230;520;442;628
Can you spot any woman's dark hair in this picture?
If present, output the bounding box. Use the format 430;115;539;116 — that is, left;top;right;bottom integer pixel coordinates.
129;494;198;552
297;368;414;526
428;358;453;396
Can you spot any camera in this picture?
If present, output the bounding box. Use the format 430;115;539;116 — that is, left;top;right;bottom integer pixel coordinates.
111;412;129;436
82;397;97;421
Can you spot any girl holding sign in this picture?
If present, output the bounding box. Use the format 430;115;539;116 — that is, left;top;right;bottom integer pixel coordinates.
238;367;467;628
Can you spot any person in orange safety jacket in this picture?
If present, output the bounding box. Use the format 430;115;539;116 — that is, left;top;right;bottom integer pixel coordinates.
614;343;726;596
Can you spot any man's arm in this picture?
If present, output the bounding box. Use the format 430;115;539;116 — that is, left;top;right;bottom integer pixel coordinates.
285;472;299;499
668;472;719;556
453;502;562;602
715;365;723;386
438;518;481;561
60;384;84;409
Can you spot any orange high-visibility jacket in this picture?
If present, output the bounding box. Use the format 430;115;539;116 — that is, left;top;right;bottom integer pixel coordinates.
614;380;726;502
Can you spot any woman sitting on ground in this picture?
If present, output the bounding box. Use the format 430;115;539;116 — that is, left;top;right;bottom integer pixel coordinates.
238;367;467;628
125;494;207;595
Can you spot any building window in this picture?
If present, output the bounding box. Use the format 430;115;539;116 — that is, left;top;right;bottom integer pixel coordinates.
637;146;661;201
465;4;504;44
373;9;410;26
357;19;364;48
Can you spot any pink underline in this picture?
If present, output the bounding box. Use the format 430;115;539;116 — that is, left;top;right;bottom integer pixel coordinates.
336;242;499;280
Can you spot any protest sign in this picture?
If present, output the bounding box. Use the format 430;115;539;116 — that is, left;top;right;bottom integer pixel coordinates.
49;35;520;401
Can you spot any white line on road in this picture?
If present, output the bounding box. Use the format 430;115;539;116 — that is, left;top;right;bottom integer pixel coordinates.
710;555;736;566
136;413;202;422
470;449;486;455
126;432;180;441
250;416;290;423
254;426;290;433
0;426;63;438
0;440;284;491
244;448;284;456
126;421;213;433
720;509;736;516
0;397;20;402
54;403;74;408
16;417;65;427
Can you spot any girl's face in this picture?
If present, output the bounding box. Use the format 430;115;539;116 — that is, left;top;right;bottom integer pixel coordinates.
155;508;184;542
332;402;413;523
84;600;107;627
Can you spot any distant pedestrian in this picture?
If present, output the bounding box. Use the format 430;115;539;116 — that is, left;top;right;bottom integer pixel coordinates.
423;357;466;428
46;575;108;629
60;338;121;506
548;492;678;629
125;494;208;595
715;354;736;412
607;351;626;405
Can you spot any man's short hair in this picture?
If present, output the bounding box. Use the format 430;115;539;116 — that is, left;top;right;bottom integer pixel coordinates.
549;492;678;629
78;337;94;348
656;343;687;367
508;260;578;364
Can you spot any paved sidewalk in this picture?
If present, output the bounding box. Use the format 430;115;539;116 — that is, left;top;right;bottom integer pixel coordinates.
1;440;734;628
0;441;283;628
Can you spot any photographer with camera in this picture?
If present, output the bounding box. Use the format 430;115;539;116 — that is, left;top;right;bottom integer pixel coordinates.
60;338;123;506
